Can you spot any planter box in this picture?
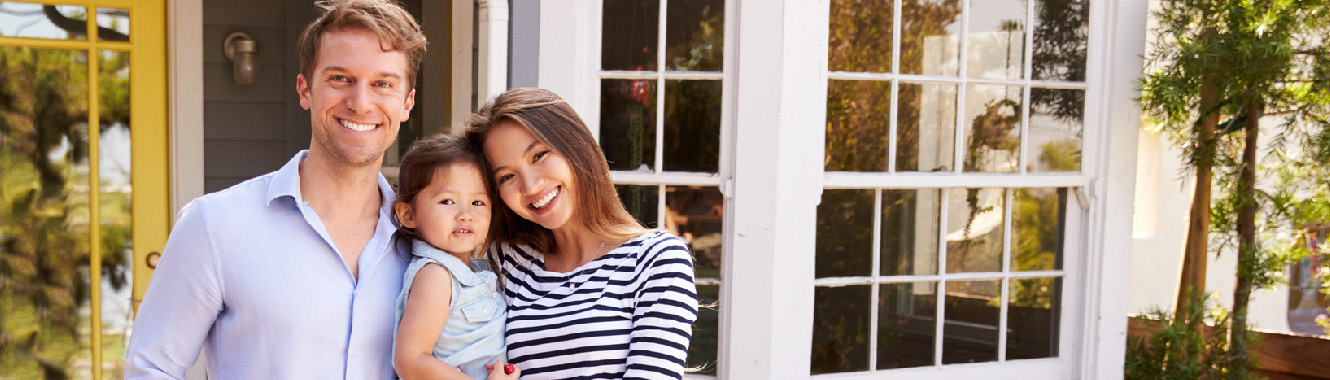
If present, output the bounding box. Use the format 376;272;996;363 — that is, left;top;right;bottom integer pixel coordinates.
1128;318;1330;379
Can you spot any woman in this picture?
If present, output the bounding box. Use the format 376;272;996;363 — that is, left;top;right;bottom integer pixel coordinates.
466;88;698;379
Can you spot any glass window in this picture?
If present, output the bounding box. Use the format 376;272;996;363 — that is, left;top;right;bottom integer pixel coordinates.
0;2;88;40
601;1;729;375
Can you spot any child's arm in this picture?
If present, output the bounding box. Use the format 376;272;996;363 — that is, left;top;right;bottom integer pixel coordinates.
394;263;476;380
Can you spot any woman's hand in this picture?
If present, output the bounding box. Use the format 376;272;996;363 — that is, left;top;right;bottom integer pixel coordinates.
484;360;520;380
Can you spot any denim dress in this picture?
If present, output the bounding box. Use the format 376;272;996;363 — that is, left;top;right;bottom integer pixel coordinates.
393;240;507;379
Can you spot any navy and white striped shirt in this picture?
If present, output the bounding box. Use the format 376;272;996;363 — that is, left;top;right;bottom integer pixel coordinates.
495;231;698;380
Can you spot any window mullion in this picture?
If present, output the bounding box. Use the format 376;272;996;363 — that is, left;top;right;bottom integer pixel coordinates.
655;0;667;174
868;189;883;370
934;187;950;367
998;189;1015;361
953;0;970;175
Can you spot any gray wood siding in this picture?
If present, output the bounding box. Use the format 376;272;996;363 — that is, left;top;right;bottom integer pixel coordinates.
203;0;312;193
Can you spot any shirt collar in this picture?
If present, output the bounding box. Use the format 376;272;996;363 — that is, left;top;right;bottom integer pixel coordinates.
266;150;397;210
411;239;484;286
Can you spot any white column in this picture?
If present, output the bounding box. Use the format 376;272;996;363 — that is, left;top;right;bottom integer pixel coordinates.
476;0;510;103
1081;0;1148;378
725;0;828;378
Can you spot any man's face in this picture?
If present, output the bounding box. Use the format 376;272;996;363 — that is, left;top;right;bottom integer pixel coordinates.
297;28;415;169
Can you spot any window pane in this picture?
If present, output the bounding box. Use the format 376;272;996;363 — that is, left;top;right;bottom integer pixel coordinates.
687;284;720;375
878;282;937;369
0;2;88;40
1031;0;1088;81
615;185;659;228
829;0;893;73
95;7;128;42
811;285;871;374
965;0;1025;80
600;79;657;171
1008;277;1061;360
826;80;890;172
666;186;723;279
663;80;720;172
896;82;956;172
881;189;940;276
963;84;1021;172
601;0;658;71
817;189;875;278
900;0;961;76
665;0;724;71
945;188;1004;273
0;46;93;379
1028;88;1083;172
99;49;133;378
942;280;1000;364
1012;188;1066;271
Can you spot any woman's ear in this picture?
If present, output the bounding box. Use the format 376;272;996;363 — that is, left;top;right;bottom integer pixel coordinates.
393;202;417;229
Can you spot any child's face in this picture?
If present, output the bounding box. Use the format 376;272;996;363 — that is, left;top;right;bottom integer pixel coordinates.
396;163;492;256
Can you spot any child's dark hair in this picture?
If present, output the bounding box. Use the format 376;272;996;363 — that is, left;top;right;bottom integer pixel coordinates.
393;132;500;252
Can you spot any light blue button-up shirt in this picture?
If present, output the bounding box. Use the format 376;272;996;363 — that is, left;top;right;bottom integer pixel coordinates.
126;151;407;380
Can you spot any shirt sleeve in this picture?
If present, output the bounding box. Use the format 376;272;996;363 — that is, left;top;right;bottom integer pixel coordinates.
624;236;699;380
124;199;225;379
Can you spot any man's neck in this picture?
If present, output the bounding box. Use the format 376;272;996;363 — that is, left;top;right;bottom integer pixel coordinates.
298;151;383;217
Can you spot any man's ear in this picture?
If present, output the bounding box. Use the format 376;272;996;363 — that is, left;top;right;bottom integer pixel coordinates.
401;88;416;121
393;202;416;229
296;73;312;110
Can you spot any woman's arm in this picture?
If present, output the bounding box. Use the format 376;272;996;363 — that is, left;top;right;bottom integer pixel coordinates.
624;237;700;380
394;263;475;380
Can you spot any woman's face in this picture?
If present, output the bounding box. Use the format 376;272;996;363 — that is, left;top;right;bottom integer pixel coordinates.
483;120;579;230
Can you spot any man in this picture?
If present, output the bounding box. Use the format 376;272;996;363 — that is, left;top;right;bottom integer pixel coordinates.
125;0;425;378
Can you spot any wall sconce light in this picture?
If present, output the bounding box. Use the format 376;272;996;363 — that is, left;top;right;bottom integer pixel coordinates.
224;32;258;85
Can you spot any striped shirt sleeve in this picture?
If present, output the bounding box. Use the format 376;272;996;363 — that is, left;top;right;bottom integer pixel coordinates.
625;236;699;380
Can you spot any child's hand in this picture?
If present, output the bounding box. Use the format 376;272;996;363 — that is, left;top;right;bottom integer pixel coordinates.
484;360;520;380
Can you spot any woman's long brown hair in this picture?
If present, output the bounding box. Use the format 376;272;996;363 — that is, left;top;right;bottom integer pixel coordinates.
465;88;648;255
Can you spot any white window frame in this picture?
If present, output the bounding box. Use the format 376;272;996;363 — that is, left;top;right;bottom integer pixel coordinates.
534;0;1147;378
540;1;738;378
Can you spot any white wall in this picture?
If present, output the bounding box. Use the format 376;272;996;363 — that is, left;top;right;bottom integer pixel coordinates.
1128;129;1292;332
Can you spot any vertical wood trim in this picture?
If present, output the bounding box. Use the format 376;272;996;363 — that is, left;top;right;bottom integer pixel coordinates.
726;0;828;377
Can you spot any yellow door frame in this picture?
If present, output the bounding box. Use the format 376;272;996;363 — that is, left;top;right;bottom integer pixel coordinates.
0;0;169;378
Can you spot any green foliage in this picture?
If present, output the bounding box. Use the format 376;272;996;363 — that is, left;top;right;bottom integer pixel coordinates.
1125;294;1261;380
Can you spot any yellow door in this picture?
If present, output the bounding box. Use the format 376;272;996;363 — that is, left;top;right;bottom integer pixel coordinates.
0;0;168;378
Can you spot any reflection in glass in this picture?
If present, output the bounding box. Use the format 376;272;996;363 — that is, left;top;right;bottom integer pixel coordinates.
688;285;721;375
601;0;659;71
963;84;1021;172
900;0;961;75
881;189;939;276
665;0;724;71
1012;188;1066;272
817;189;874;278
826;80;890;172
0;2;88;40
98;50;133;378
945;188;1004;273
601;79;657;171
811;285;871;374
828;0;893;73
663;80;721;172
942;280;1000;364
878;282;937;369
896;83;956;172
96;7;129;42
1008;277;1061;360
666;186;723;279
1028;88;1083;172
0;46;93;379
1031;0;1088;81
615;185;659;228
965;0;1025;79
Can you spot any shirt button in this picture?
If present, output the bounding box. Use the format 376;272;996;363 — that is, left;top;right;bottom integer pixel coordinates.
491;293;498;299
351;348;359;356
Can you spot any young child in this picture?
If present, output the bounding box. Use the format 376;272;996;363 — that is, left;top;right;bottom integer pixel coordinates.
391;133;519;380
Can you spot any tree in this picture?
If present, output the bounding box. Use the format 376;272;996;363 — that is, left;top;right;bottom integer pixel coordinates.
1140;0;1330;377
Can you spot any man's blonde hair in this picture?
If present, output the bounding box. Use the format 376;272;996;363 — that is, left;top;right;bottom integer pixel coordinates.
297;0;427;88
